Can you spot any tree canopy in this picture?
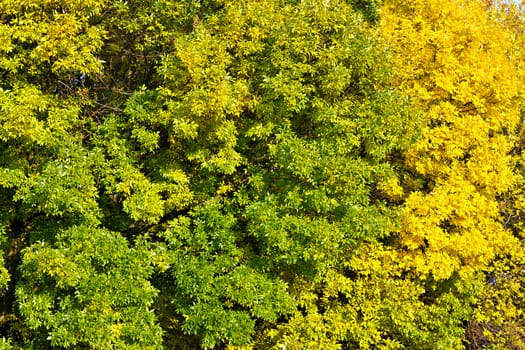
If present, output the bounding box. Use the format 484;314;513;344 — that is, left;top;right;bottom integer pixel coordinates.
0;0;524;349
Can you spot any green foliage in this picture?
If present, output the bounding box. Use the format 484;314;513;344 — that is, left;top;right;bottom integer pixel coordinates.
155;202;296;348
0;225;8;289
347;0;382;24
0;0;422;347
0;338;12;350
17;226;162;349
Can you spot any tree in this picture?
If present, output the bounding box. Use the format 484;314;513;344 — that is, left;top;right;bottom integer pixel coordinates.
132;0;420;347
467;2;525;348
381;0;525;347
0;0;420;348
5;0;524;348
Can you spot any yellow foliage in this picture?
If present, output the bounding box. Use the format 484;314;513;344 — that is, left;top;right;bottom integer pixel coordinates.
0;0;106;75
377;175;404;199
382;0;523;280
401;175;517;280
